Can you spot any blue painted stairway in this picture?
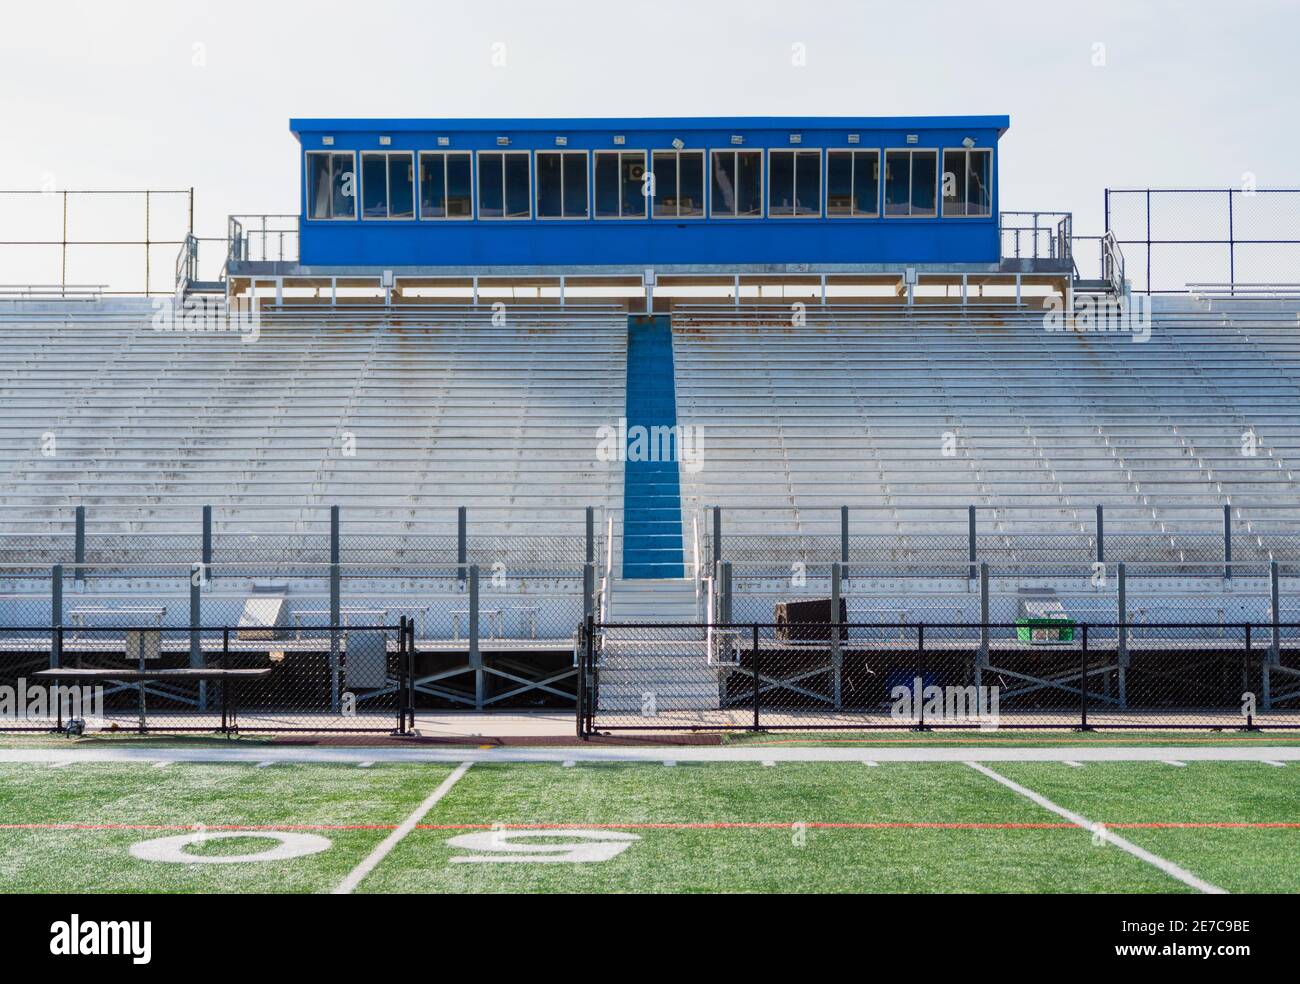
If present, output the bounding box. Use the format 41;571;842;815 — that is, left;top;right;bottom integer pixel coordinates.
621;315;686;579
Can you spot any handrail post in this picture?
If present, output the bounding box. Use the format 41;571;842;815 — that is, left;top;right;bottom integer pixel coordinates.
585;506;595;566
712;506;722;568
840;506;849;580
968;505;977;581
1223;504;1232;581
74;505;85;583
1095;505;1105;564
457;505;468;585
202;504;213;585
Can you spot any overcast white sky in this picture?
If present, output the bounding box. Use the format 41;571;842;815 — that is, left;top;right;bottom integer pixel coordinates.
0;0;1295;280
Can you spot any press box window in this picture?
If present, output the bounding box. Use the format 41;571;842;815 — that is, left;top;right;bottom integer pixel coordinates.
827;150;879;217
306;151;357;220
884;149;937;217
652;150;704;218
478;152;531;219
941;148;992;217
419;151;472;219
594;151;647;219
360;152;415;219
768;150;821;216
536;151;589;219
710;150;762;218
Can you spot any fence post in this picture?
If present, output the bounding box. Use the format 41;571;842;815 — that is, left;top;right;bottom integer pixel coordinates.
831;561;842;710
51;564;63;669
583;562;595;621
457;506;468;585
407;620;416;732
915;624;927;731
720;560;732;624
202;504;213;585
585;506;594;566
1223;504;1232;581
977;562;989;689
1078;624;1091;730
576;617;587;739
1245;624;1258;728
752;623;761;731
395;616;408;735
329;559;341;712
968;505;977;581
74;506;85;583
840;506;849;579
1117;562;1128;709
1265;560;1281;710
189;563;205;710
1095;505;1105;564
469;564;482;710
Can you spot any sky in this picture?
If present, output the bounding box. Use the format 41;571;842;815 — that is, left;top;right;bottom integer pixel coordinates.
0;0;1296;288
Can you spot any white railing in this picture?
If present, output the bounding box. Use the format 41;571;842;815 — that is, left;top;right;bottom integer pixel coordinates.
1189;283;1300;300
227;214;300;266
0;284;106;301
1000;211;1073;264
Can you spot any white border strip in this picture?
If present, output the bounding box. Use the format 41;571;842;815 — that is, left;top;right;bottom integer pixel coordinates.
333;761;472;895
966;762;1227;895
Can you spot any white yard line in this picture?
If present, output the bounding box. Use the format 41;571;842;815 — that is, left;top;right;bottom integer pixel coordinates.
1263;760;1287;768
5;745;1300;766
1063;761;1085;768
966;762;1227;895
332;761;472;896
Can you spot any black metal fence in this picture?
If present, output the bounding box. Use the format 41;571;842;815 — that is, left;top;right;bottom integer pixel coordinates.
577;619;1300;735
1105;188;1300;294
0;619;417;734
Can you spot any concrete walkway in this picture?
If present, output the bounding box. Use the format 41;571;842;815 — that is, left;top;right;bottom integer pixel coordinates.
3;745;1299;765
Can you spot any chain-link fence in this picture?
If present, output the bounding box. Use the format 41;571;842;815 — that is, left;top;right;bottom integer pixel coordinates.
1106;188;1300;294
0;621;408;733
579;620;1300;733
699;505;1300;579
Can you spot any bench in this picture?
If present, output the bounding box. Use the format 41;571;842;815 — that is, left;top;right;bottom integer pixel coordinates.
34;666;273;734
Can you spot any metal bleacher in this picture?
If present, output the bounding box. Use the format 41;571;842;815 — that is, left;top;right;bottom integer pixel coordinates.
671;297;1300;565
0;303;626;565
